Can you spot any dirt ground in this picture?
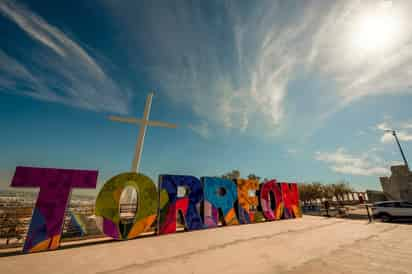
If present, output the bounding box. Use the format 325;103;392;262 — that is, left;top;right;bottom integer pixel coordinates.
0;216;411;274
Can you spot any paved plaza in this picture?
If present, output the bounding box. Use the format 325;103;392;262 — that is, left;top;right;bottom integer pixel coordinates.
1;216;411;274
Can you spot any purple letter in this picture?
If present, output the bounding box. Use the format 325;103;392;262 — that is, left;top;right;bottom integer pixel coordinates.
11;166;98;253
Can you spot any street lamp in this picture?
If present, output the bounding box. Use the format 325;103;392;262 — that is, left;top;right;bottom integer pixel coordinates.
384;129;409;170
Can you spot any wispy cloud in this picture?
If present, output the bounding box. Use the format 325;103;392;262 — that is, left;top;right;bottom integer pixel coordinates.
104;0;412;138
376;118;412;143
286;148;298;156
381;131;412;143
189;121;210;139
315;147;391;176
307;1;412;103
402;122;412;129
0;0;131;114
1;1;407;137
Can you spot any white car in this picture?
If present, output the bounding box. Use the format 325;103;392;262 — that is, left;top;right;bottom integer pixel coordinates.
371;201;412;222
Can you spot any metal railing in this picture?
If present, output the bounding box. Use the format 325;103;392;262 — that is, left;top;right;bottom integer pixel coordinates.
0;202;139;248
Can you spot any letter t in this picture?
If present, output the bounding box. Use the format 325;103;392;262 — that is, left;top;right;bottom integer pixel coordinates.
11;166;98;253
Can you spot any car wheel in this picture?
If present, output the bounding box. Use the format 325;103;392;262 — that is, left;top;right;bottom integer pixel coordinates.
380;213;392;222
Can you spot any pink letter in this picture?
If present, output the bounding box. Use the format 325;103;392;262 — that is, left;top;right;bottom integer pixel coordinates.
259;180;283;221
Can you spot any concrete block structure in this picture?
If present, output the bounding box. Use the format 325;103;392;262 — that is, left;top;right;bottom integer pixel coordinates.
366;190;387;203
380;165;412;202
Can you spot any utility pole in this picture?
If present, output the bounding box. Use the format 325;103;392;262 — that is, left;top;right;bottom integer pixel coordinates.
385;130;409;170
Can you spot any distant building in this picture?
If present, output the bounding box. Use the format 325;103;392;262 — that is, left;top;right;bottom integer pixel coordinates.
380;165;412;202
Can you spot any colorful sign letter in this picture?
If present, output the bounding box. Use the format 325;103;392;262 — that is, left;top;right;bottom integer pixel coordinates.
94;172;158;240
10;166;303;254
281;182;302;218
202;177;238;227
158;175;204;234
11;166;98;253
235;178;259;224
259;180;283;221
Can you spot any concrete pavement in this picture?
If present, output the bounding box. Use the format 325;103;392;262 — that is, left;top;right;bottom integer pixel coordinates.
1;216;411;274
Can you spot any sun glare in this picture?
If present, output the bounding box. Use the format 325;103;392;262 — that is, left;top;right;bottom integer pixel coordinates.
351;1;402;53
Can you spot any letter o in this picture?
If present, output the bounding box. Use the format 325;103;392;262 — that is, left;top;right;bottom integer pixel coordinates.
259;180;283;221
95;172;158;240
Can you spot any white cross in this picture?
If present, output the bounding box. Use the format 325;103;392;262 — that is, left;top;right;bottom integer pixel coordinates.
108;92;177;173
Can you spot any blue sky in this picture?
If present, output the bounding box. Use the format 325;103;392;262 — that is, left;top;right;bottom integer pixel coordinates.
1;0;412;194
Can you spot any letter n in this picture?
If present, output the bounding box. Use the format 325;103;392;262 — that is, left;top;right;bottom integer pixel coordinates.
281;182;302;218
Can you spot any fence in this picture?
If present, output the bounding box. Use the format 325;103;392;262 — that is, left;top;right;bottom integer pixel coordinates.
0;200;139;248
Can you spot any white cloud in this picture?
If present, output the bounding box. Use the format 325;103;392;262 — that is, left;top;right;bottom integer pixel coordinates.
0;0;132;114
394;131;412;142
402;123;412;129
308;1;412;102
286;148;298;156
104;0;412;138
376;122;390;131
315;147;390;176
381;132;394;143
189;121;210;139
376;118;412;143
331;165;388;177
